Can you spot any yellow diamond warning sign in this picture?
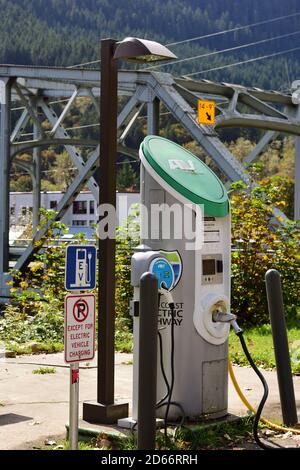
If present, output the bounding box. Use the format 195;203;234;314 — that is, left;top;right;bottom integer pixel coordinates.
197;100;215;125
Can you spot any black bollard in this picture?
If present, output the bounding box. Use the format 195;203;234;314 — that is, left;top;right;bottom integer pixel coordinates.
137;272;158;450
265;269;298;426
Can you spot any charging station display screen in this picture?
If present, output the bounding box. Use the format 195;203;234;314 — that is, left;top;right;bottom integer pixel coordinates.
203;259;216;276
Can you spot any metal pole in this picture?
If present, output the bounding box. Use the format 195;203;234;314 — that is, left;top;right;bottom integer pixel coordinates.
138;272;158;450
33;119;41;235
83;38;128;423
147;97;160;135
265;269;298;426
69;362;79;450
0;78;11;299
295;121;300;220
98;39;117;406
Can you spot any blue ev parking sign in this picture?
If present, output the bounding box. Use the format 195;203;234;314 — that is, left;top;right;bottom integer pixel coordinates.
65;245;97;291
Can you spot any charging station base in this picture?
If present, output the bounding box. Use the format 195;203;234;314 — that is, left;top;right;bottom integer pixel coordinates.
82;400;129;424
117;417;164;430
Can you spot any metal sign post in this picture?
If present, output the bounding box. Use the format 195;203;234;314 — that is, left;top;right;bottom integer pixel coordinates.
69;362;79;450
64;293;96;450
65;245;96;450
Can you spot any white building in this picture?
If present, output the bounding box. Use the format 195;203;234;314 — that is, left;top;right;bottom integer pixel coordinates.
10;191;140;234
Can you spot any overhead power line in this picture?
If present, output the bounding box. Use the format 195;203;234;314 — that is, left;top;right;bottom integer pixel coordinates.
147;29;300;69
69;12;300;70
11;159;139;177
12;98;71;112
68;59;101;69
166;10;300;47
183;45;300;77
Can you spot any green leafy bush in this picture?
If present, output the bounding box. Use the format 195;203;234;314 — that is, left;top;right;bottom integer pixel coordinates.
259;175;294;219
230;167;299;326
0;207;139;353
114;206;140;350
0;174;298;354
0;210;72;350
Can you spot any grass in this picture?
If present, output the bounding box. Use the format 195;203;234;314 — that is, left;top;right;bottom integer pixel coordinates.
5;323;300;375
3;332;131;356
3;311;299;375
64;440;99;450
173;417;254;450
5;341;64;355
3;334;130;355
46;435;135;451
48;417;254;451
115;329;133;353
229;322;300;373
115;321;300;373
32;367;56;374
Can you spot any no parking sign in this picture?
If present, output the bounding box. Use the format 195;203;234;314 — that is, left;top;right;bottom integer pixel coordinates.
64;293;96;363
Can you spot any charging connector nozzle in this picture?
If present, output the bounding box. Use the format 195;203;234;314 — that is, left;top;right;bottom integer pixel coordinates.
230;319;243;335
211;311;243;335
212;312;236;323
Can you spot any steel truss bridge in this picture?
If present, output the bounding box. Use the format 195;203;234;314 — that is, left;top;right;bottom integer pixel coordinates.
0;64;299;295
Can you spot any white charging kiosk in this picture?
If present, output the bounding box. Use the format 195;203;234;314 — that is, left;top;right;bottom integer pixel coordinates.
119;136;231;427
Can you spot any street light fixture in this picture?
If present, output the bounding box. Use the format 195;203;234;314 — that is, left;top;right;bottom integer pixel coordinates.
114;37;177;62
83;37;177;424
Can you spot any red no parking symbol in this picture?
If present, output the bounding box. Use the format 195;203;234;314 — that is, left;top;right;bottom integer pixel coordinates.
73;298;89;322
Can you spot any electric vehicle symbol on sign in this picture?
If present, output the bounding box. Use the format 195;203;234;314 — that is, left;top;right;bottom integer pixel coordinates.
65;245;96;291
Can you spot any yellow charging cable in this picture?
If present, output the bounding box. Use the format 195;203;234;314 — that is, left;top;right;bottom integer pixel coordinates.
228;360;300;435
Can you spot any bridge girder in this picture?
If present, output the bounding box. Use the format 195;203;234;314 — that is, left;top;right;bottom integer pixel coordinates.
0;65;299;295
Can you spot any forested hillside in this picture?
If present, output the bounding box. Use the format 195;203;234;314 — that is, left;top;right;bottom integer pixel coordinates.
2;1;297;194
1;0;300;89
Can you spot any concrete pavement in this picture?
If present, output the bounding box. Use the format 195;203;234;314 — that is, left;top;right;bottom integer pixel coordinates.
0;352;300;450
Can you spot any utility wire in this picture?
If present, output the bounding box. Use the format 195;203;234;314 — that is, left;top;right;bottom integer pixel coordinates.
184;45;300;77
147;29;300;69
48;13;300;71
11;159;139;177
18;111;174;137
12;98;71;112
166;10;300;47
19;123;100;137
68;59;101;69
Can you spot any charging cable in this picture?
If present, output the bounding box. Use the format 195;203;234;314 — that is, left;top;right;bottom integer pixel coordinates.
230;318;300;450
214;312;278;449
157;284;186;438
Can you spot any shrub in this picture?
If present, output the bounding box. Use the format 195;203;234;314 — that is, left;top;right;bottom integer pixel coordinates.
259;175;294;219
230;168;299;326
0;207;139;351
115;206;139;345
1;174;298;350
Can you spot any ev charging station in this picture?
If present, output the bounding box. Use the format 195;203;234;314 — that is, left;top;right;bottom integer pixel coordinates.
119;135;231;427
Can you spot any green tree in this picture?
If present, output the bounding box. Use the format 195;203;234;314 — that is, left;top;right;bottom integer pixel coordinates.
1;0;300;89
117;159;139;192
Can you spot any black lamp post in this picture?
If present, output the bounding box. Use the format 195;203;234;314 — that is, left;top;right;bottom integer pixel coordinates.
83;37;176;424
